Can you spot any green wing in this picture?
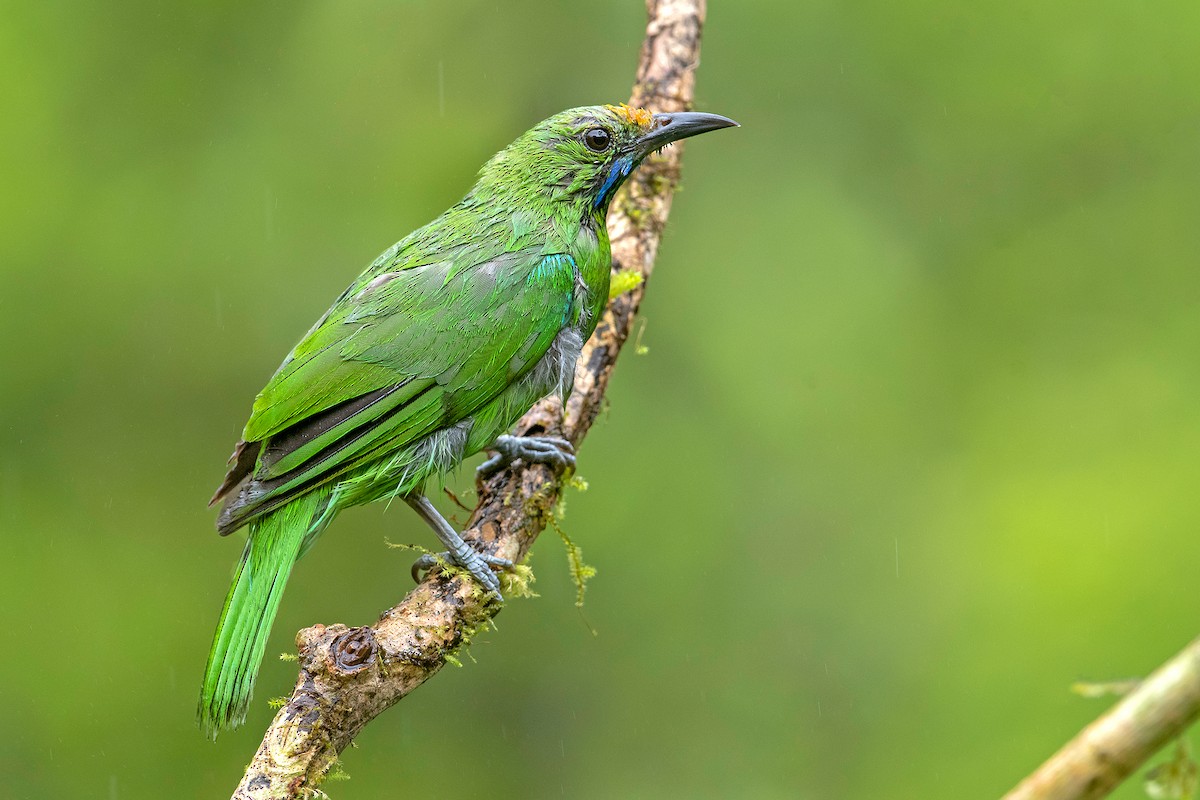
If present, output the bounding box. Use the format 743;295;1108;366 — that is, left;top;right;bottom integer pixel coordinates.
214;245;577;533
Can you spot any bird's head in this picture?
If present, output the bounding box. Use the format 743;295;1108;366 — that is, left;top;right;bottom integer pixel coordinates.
475;104;737;214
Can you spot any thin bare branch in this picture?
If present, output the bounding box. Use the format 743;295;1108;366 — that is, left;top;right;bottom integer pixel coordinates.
1004;637;1200;800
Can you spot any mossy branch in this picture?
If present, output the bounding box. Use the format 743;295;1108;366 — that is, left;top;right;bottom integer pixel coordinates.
1003;636;1200;800
230;1;710;796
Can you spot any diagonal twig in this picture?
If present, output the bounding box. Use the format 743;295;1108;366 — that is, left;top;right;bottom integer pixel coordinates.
1003;636;1200;800
231;1;710;796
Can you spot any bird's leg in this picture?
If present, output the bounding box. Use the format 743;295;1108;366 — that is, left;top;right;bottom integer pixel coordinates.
404;494;511;600
477;434;576;478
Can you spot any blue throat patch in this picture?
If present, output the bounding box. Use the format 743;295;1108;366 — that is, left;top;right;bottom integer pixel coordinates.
594;155;636;209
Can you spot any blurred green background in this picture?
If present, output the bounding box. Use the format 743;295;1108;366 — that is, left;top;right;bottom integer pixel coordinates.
3;1;1199;797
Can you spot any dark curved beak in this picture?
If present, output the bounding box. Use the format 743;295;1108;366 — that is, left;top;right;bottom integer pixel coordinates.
634;111;739;158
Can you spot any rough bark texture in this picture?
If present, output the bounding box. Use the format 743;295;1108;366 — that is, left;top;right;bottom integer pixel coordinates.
231;1;708;796
1004;637;1200;800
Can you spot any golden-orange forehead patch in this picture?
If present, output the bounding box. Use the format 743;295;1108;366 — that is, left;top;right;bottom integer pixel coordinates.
605;103;653;129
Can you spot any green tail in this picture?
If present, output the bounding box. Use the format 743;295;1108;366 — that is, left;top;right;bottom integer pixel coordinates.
198;488;331;737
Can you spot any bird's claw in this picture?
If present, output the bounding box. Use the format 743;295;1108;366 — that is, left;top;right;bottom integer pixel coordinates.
477;434;576;477
411;548;513;600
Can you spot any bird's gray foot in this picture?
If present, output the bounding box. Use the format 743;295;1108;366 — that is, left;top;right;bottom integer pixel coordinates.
477;434;576;477
411;551;513;585
404;494;511;600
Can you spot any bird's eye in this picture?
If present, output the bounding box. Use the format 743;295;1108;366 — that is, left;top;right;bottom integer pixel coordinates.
583;127;612;152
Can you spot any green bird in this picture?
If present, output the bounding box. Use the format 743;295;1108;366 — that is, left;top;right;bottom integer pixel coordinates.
199;103;736;735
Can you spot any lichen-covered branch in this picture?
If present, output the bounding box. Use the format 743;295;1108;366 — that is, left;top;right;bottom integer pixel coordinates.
1003;636;1200;800
231;1;708;796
